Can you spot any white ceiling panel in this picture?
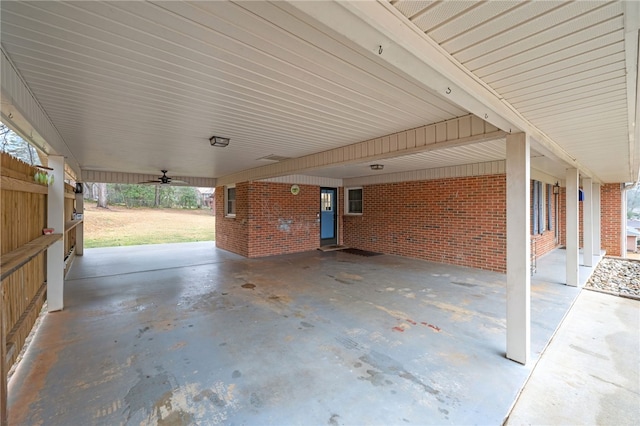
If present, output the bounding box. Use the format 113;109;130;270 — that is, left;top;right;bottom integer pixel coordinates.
451;2;620;64
411;1;478;34
391;1;438;20
475;28;625;82
390;0;636;183
0;0;466;179
1;0;637;184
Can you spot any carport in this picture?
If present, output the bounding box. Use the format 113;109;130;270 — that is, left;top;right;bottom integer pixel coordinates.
1;1;639;424
8;241;589;425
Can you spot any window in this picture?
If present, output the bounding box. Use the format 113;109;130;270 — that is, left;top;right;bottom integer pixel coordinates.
225;185;236;217
532;180;552;235
321;191;333;211
546;183;553;231
346;187;363;214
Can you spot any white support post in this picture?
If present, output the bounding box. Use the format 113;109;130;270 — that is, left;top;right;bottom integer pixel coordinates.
583;178;593;267
47;155;65;312
566;168;580;287
593;183;601;257
506;133;531;365
75;191;84;256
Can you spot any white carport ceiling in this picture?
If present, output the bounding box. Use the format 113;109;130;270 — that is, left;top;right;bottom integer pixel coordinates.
1;1;638;184
0;0;465;178
390;0;638;183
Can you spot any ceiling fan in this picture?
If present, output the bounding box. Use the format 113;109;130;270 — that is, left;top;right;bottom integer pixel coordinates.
139;170;189;186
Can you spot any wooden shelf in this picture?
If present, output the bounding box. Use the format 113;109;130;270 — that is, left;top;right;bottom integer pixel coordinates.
65;219;83;232
0;234;62;281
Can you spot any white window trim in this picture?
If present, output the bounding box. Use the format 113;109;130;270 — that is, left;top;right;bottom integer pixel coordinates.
225;184;236;218
345;186;363;215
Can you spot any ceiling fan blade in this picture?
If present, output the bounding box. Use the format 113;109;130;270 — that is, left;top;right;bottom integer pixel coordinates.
136;171;191;186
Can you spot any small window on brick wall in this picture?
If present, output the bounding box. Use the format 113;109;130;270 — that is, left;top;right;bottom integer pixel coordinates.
346;187;363;214
225;185;236;217
546;183;553;231
532;180;552;234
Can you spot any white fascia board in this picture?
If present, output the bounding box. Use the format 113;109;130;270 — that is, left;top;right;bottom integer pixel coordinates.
285;0;601;181
624;1;640;184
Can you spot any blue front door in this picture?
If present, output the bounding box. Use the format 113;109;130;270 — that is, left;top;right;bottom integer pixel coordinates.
320;188;337;246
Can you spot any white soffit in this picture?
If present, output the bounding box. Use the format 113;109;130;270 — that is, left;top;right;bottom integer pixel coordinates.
0;0;466;179
303;138;506;179
391;0;638;183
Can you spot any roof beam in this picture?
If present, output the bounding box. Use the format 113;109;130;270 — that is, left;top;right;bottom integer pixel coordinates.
280;0;602;182
217;114;505;185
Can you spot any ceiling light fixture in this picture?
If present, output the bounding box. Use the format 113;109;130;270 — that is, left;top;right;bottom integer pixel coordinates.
370;164;384;171
209;135;230;147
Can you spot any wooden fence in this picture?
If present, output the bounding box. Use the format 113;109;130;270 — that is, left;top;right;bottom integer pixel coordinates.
1;152;79;424
1;153;49;369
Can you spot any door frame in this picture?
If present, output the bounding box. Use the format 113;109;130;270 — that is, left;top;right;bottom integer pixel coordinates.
320;187;338;246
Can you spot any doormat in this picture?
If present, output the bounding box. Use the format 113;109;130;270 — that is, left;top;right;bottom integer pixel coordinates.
318;245;348;252
341;248;382;257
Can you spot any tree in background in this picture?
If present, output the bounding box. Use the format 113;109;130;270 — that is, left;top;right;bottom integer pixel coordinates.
96;183;108;208
84;183;203;209
1;122;41;165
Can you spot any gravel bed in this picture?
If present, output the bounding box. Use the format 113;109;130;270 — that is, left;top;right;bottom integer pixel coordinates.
585;257;640;299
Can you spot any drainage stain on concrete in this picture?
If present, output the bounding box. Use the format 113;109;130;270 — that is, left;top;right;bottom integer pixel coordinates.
359;350;440;397
126;377;240;424
250;392;263;408
136;326;151;338
328;413;341;426
450;281;478;288
124;370;173;422
569;344;610;360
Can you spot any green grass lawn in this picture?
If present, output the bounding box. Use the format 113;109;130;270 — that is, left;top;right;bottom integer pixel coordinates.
83;206;215;248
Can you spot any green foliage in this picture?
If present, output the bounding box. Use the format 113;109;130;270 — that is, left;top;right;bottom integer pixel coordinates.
106;184;202;209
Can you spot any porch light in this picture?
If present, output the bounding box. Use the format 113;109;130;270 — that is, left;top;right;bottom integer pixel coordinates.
553;182;560;194
209;136;230;147
370;164;384;171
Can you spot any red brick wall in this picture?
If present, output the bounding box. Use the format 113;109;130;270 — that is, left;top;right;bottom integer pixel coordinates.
601;183;622;256
215;183;250;257
530;182;561;260
216;182;332;257
247;182;321;257
343;175;507;272
557;183;622;256
215;177;623;267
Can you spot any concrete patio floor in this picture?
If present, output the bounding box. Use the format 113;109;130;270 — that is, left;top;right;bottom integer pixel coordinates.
8;242;584;425
507;290;640;425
